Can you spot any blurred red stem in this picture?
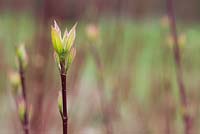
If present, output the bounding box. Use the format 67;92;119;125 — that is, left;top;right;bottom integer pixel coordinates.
19;61;29;134
166;0;192;134
60;62;68;134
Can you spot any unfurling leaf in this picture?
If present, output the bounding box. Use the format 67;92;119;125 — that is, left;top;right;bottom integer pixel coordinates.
16;44;28;69
64;23;77;52
166;33;186;48
51;22;63;54
8;71;21;95
66;48;76;71
17;98;26;123
51;20;77;73
54;20;61;36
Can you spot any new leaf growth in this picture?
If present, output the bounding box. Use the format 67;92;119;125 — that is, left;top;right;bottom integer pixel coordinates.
51;20;77;71
16;44;28;70
51;20;77;134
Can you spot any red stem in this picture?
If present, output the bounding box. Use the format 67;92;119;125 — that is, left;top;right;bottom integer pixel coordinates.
60;62;68;134
166;0;192;133
19;61;29;134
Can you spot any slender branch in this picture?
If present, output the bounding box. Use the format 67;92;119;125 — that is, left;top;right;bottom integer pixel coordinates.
60;61;68;134
166;0;192;133
19;61;29;134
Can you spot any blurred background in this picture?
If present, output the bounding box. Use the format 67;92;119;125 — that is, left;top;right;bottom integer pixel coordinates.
1;0;200;134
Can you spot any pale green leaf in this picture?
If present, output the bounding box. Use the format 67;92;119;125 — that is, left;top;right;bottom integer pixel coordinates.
66;47;76;71
51;26;63;54
65;23;77;51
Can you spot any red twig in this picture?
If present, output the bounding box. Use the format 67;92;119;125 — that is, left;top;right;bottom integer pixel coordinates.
166;0;192;133
19;61;29;134
60;62;68;134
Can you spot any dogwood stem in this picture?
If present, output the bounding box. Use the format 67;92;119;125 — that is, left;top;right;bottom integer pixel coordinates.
60;61;68;134
19;61;29;134
166;0;192;133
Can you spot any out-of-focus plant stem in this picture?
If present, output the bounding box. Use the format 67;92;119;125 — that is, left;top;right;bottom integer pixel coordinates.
166;0;192;134
19;61;29;134
89;45;113;134
60;61;68;134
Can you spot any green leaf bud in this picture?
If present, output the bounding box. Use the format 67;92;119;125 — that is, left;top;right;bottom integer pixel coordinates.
66;47;76;71
8;71;21;95
17;98;26;123
16;44;28;69
63;23;77;52
58;91;63;114
51;20;63;55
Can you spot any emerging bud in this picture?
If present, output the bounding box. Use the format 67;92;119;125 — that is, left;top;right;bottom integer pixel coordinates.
63;23;77;52
51;20;77;71
178;33;187;46
8;71;21;95
85;24;99;43
66;48;76;72
166;33;186;48
17;98;26;123
58;91;63;114
51;21;63;55
16;44;28;69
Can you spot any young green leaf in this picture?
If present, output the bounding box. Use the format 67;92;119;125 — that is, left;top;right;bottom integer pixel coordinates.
54;20;61;36
66;48;76;71
65;23;77;52
51;25;63;54
51;21;77;73
17;98;26;123
8;71;21;95
16;44;28;69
